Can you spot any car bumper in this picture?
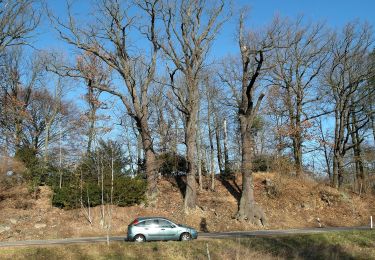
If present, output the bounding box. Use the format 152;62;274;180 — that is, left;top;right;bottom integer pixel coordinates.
127;230;134;241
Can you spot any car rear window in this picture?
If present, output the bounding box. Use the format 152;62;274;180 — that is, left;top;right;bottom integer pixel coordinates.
135;221;146;227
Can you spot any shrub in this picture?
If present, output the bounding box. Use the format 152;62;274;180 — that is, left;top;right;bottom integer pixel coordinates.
14;146;52;187
113;177;147;206
52;176;147;209
52;185;80;209
252;154;273;172
158;152;188;176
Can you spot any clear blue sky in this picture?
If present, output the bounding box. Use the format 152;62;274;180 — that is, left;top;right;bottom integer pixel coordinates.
213;0;375;57
38;0;375;54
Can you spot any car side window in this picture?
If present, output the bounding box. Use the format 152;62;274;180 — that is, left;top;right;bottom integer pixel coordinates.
144;219;159;227
135;221;146;227
158;220;173;228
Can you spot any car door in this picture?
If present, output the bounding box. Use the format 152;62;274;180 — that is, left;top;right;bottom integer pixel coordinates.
158;220;178;240
144;219;163;240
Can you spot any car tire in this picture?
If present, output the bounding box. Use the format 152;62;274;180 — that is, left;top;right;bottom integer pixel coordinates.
180;232;192;241
134;234;146;242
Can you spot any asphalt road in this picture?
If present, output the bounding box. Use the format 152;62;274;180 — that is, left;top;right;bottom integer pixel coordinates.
0;226;371;248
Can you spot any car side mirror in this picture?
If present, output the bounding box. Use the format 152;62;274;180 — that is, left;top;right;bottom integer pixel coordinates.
170;225;176;228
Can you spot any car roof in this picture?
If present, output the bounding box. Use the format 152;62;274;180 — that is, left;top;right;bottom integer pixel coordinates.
136;217;171;221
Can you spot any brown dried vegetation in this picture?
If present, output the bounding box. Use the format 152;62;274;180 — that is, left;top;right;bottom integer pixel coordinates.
0;171;374;242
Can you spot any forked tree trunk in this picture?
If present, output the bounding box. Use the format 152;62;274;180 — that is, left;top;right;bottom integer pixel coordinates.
233;14;269;224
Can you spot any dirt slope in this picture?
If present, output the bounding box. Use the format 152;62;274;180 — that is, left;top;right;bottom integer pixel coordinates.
0;172;374;242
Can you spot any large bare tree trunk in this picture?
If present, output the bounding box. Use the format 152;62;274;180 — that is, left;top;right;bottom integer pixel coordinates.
231;12;281;225
237;118;266;225
185;110;198;209
196;106;203;191
137;115;158;202
206;87;215;190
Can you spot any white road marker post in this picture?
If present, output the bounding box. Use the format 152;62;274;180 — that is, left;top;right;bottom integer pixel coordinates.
371;216;373;229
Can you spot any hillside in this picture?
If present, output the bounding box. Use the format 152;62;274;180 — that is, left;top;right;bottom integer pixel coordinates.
0;172;374;242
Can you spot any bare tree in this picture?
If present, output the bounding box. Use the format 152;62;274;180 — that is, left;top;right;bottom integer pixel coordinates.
0;0;40;55
50;0;161;202
75;53;110;154
159;0;226;210
0;48;44;152
270;18;331;175
221;14;284;225
324;22;374;188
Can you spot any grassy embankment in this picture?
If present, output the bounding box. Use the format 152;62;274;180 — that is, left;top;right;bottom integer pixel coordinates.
0;230;374;260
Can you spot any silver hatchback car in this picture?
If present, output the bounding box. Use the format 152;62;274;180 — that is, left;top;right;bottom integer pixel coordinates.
127;217;198;242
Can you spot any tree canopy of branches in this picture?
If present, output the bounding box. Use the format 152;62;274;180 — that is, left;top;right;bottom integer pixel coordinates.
159;0;226;210
0;0;40;55
51;0;161;203
270;18;331;175
324;22;374;188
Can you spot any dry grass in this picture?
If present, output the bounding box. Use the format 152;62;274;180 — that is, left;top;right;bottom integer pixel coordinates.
0;172;374;242
1;231;374;260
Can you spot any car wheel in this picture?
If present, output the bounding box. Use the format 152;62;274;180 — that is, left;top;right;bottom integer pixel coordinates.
180;232;192;241
134;234;146;242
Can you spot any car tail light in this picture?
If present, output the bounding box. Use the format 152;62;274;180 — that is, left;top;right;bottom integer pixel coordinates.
132;219;139;225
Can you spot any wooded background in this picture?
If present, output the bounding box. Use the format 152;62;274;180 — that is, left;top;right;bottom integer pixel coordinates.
0;0;374;226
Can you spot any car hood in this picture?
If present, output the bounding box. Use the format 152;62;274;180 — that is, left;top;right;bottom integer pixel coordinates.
178;224;194;229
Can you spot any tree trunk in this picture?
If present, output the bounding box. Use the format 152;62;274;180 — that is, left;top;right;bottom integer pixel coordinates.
208;109;215;190
137;117;158;205
293;136;303;176
370;111;375;144
332;150;344;189
319;119;332;180
196;105;203;191
214;114;223;174
337;155;344;188
285;83;303;176
223;118;229;172
350;111;365;193
236;117;267;225
184;111;198;210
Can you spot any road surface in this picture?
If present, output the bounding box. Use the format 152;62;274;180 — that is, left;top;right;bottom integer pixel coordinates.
0;226;371;248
